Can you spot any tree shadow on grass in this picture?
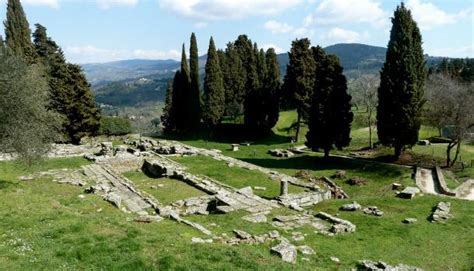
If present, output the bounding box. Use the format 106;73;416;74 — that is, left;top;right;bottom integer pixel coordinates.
0;179;18;190
241;155;405;178
158;123;291;146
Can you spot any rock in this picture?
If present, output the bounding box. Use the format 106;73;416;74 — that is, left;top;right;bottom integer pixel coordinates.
99;142;113;156
104;192;122;208
134;215;163;223
334;170;347;179
268;230;280;239
291;232;305;241
253;186;267;191
78;194;85;199
233;229;252;240
289;203;304;212
398;187;420;199
268;149;295;158
271;241;297;264
431;202;451;223
340;201;362;211
83;154;97;161
242;213;267;223
392;183;402;190
418;140;430;146
403;218;417;224
316;212;356;233
358;260;423;270
237;186;254;196
191;237;213;244
363;206;384;216
231;144;239;151
330;256;340;263
347;177;367;186
297;245;315;255
18;175;34;181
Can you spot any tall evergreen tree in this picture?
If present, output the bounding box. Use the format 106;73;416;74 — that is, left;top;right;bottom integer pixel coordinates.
261;48;281;133
306;47;353;157
282;38;316;141
4;0;37;63
223;43;246;121
33;24;100;144
174;44;191;132
202;37;225;128
189;33;201;129
377;3;426;157
161;80;174;133
0;35;5;52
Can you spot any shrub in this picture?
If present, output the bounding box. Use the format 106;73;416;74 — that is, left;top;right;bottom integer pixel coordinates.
99;117;133;136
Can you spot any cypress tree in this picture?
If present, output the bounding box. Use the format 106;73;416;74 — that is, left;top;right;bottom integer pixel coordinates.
282;38;316;141
4;0;37;63
261;48;281;134
175;44;191;132
306;47;353;157
170;70;183;133
377;3;426;157
257;48;267;87
33;24;100;144
189;33;201;129
202;37;225;128
161;80;174;134
223;43;246;121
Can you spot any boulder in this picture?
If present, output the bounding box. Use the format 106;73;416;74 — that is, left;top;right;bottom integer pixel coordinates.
340;201;361;211
403;218;418;224
431;202;451;223
398;187;420;199
233;229;252;240
268;149;295;158
334;170;347;179
242;213;267;223
271;242;297;264
358;260;423;270
297;245;315;255
363;206;384;216
347;177;368;186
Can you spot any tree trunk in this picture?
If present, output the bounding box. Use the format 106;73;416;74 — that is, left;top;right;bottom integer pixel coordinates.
450;138;462;167
324;148;330;158
394;145;402;159
446;141;457;167
295;109;302;142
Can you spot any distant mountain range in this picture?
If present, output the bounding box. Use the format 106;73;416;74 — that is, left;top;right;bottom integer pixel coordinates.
84;43;458;108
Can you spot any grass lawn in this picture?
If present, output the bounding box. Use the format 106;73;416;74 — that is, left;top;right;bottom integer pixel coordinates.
170;155;306;198
123;171;208;205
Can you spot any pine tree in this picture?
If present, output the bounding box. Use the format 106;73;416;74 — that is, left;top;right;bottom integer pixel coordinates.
306;48;353;157
202;37;225;128
189;33;201;129
161;80;174;133
4;0;37;63
282;38;316;141
33;24;100;144
377;3;426;157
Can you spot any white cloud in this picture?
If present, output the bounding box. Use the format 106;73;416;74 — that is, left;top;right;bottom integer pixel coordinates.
406;0;469;30
261;43;285;54
264;20;294;34
304;0;389;28
97;0;139;9
160;0;302;21
193;22;208;29
22;0;59;8
323;27;362;43
64;45;180;63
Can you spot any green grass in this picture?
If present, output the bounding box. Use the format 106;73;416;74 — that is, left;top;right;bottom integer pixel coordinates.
170;155;306;198
123;171;207;205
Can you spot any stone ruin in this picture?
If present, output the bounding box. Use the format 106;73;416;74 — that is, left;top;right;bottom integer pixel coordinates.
358;260;423;271
26;137;358;264
430;202;452;223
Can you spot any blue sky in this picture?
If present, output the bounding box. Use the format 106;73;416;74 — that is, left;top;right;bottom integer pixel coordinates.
1;0;472;63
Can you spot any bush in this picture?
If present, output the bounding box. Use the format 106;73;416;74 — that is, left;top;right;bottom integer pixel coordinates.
99;117;133;136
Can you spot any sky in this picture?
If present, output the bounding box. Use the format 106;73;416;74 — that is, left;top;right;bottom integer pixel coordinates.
0;0;472;64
